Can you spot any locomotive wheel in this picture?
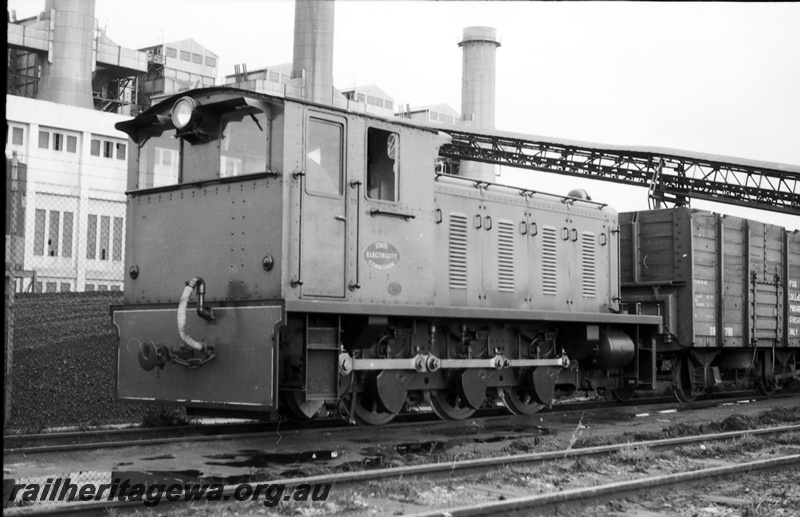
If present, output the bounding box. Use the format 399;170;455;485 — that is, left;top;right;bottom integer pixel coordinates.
672;356;697;403
502;387;544;415
282;390;325;420
427;390;477;420
346;392;398;426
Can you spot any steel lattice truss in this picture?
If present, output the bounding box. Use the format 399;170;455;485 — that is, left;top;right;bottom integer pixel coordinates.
438;130;800;215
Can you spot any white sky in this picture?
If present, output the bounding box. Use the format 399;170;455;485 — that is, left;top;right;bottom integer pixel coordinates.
8;0;800;229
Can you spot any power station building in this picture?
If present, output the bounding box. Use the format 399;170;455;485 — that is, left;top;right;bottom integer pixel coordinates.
6;95;129;293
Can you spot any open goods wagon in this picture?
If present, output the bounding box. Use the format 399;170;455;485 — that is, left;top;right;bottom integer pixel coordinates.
620;208;799;401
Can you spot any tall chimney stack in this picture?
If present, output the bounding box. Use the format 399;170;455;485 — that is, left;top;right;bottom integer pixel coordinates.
459;26;500;182
291;0;335;105
37;0;96;109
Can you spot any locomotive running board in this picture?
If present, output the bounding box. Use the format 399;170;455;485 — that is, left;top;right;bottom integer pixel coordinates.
286;300;663;326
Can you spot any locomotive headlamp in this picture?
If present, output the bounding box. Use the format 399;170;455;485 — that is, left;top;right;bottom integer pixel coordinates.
171;97;197;129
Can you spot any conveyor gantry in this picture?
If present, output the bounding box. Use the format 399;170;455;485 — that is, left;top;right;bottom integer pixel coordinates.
438;129;800;216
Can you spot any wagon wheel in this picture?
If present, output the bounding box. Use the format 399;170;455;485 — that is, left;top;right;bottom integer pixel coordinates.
672;355;697;403
754;378;778;397
502;387;544;416
603;388;636;404
427;390;477;420
344;392;398;426
282;390;325;420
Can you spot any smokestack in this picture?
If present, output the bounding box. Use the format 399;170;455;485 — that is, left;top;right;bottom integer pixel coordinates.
459;26;500;182
291;0;335;105
37;0;96;109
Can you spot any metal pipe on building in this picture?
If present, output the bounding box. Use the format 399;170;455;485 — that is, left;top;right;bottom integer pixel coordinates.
459;26;501;182
37;0;96;109
291;0;335;105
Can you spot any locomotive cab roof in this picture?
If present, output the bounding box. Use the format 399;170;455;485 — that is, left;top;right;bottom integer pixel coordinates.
116;86;448;143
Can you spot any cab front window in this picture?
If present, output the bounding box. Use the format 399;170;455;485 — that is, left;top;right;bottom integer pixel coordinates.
131;100;268;190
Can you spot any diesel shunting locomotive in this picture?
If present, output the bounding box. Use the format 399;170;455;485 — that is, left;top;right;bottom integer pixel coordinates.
112;87;798;424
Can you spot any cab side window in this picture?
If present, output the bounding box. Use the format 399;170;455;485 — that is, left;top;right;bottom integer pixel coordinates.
367;128;398;202
306;118;343;196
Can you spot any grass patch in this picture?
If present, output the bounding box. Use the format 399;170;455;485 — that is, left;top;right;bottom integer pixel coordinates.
575;406;800;449
141;406;191;428
612;445;657;472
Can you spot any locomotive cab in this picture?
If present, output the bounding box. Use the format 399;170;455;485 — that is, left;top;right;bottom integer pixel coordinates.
113;89;287;413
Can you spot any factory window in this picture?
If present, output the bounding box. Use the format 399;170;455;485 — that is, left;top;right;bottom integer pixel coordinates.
53;133;64;151
113;217;123;261
67;135;77;153
104;141;113;158
34;209;46;256
99;216;110;261
366;95;376;106
384;100;393;110
305;118;343;197
46;282;57;293
166;47;177;58
357;93;365;103
85;213;123;262
111;285;121;291
48;210;60;256
85;284;94;291
86;214;97;259
205;56;216;67
38;131;49;149
60;283;71;292
430;113;438;122
366;128;398;202
98;284;108;291
116;143;126;160
62;212;73;258
34;281;43;293
91;139;101;156
180;50;191;61
11;126;24;145
192;53;202;64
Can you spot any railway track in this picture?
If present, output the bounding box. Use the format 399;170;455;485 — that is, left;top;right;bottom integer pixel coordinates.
4;420;798;515
2;390;776;455
409;454;800;516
